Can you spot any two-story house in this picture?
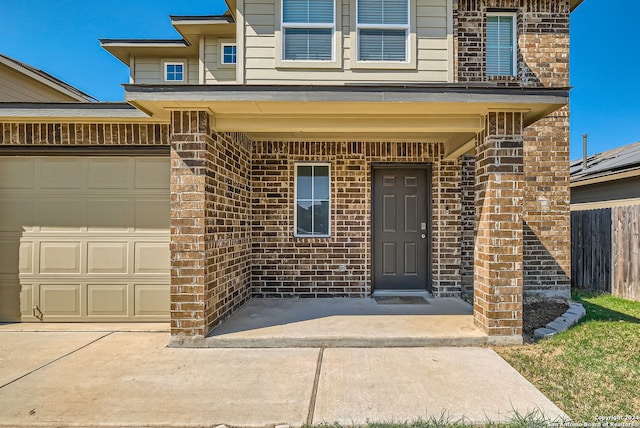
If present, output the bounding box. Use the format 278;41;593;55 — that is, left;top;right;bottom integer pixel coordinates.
0;0;581;345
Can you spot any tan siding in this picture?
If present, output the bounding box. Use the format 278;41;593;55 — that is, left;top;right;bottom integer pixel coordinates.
243;0;452;84
0;66;79;102
204;36;237;83
133;57;198;84
133;58;161;84
188;57;199;83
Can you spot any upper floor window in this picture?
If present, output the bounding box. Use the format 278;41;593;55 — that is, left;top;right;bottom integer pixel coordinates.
222;43;237;64
164;62;184;82
486;13;516;77
356;0;409;62
282;0;335;61
295;164;331;237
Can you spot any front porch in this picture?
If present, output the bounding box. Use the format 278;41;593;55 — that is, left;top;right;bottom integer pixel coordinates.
155;85;571;345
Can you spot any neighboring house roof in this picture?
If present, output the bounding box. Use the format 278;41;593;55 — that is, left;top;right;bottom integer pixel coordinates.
571;141;640;186
0;53;96;102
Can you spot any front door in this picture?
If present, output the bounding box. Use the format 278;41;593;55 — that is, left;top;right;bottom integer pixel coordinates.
373;167;431;291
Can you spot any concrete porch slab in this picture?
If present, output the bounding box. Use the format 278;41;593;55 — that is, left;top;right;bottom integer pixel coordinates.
201;298;488;348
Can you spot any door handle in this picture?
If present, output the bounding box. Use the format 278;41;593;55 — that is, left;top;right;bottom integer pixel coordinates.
421;234;426;239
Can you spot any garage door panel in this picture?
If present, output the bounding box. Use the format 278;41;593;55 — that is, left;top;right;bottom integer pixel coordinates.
87;284;128;316
39;200;86;231
87;242;128;274
39;242;82;274
0;280;22;321
39;158;83;189
87;200;132;231
88;158;130;189
0;238;20;274
135;158;170;189
135;284;169;316
40;284;81;316
135;200;170;231
0;199;34;231
19;241;34;274
134;242;170;274
0;158;34;189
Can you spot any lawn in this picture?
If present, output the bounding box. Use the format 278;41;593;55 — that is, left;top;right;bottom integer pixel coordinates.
495;290;640;422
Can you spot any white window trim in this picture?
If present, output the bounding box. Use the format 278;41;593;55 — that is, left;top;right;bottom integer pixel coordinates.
162;60;186;83
486;12;518;77
275;0;342;69
350;0;417;70
294;163;331;238
221;42;237;65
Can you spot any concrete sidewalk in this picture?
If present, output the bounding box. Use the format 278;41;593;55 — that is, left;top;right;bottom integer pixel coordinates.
0;327;567;427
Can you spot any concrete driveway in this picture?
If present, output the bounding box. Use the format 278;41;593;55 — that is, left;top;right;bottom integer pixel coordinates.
0;325;566;427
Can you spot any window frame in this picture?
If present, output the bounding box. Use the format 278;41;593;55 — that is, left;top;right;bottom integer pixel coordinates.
163;61;186;82
276;0;342;68
221;43;237;65
294;163;332;238
351;0;416;69
485;11;518;77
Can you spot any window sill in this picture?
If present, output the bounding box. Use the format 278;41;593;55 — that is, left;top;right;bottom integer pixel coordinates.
294;234;332;239
275;60;342;70
351;61;416;70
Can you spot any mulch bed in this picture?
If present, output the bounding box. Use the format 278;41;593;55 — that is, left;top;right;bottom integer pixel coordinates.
523;299;570;343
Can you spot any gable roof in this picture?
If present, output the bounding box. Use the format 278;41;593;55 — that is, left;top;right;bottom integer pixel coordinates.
571;141;640;186
0;54;96;102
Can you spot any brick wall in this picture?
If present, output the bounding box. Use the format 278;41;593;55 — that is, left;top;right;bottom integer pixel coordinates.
456;0;572;298
251;141;463;298
460;155;475;294
523;106;571;296
170;111;251;340
456;0;570;87
0;122;169;145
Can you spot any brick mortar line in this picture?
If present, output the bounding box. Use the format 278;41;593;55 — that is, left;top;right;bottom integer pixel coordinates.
0;332;114;390
306;347;325;425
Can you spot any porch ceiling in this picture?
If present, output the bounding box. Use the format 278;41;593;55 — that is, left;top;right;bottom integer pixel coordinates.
125;84;568;156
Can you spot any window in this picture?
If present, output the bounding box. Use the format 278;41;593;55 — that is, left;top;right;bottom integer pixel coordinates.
164;62;184;81
357;0;409;62
222;44;237;64
486;13;516;76
282;0;334;61
295;164;330;237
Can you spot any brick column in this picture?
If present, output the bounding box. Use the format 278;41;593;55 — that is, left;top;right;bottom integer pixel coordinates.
168;111;252;346
474;111;524;344
169;111;210;342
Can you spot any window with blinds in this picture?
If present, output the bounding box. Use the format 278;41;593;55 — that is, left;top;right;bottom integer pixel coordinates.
486;14;516;76
357;0;409;62
282;0;334;61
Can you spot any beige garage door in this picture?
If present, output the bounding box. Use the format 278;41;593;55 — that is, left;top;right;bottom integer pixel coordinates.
0;156;170;322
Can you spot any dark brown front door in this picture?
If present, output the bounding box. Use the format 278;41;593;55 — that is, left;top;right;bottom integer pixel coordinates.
373;167;431;291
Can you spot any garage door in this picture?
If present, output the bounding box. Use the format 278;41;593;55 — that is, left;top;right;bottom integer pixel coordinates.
0;156;170;322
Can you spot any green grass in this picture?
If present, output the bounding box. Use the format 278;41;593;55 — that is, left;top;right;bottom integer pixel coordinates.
495;290;640;422
305;408;568;427
306;409;566;427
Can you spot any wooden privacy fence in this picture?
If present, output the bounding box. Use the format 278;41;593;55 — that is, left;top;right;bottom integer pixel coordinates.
571;205;640;301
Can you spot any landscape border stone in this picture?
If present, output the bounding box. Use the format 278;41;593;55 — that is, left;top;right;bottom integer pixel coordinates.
534;302;586;340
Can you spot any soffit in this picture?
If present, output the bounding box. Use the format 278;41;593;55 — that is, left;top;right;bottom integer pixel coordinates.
124;84;567;156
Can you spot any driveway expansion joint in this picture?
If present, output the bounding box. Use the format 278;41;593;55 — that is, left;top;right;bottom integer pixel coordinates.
0;332;113;390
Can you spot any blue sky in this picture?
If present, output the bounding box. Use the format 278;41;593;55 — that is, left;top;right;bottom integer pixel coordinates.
0;0;636;160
